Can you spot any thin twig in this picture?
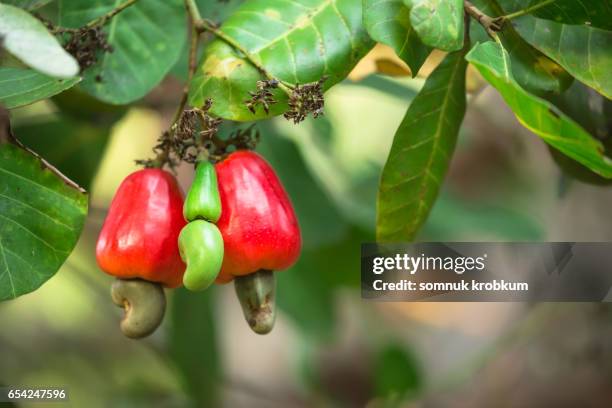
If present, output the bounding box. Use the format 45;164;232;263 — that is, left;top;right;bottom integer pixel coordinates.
171;8;200;127
85;0;139;28
184;0;203;22
51;0;139;33
503;0;555;20
464;0;504;39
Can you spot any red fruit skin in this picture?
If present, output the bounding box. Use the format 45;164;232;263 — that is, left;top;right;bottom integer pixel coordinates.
96;169;186;288
215;151;301;283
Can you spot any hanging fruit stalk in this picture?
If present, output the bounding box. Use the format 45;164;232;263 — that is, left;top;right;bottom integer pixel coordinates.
179;160;224;291
215;150;301;334
96;168;186;338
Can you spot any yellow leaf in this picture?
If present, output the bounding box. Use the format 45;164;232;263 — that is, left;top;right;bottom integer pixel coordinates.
348;43;412;81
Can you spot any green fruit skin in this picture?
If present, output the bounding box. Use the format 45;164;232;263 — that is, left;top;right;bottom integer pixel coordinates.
178;220;224;291
184;161;222;222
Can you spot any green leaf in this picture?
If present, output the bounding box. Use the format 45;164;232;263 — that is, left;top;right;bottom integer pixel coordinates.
513;16;612;99
170;1;245;80
59;0;186;104
545;81;611;144
470;0;572;95
377;50;467;242
403;0;464;51
0;143;87;301
467;41;612;178
505;0;612;30
196;0;245;21
363;0;430;76
0;4;79;78
544;82;612;185
169;288;220;406
496;27;572;95
189;0;374;121
2;0;52;10
0;68;80;109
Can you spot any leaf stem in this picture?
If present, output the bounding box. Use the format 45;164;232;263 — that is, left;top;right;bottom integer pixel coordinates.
152;1;215;169
171;10;200;127
503;0;556;20
464;0;503;39
183;0;291;95
85;0;139;28
184;0;203;23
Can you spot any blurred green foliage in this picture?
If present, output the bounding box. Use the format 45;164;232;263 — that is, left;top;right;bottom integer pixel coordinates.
0;72;559;406
2;0;611;405
374;344;422;400
169;288;220;407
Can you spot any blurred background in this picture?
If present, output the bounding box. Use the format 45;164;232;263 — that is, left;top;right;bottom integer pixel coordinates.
2;47;612;407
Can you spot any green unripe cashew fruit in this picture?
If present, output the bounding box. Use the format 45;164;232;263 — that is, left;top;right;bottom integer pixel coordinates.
184;160;222;222
178;219;224;291
110;278;166;339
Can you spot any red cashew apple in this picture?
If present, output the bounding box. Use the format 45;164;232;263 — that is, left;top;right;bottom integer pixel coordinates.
215;150;302;284
96;168;187;288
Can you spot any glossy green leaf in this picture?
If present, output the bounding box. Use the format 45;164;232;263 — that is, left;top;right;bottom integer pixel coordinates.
471;0;572;95
377;50;467;242
495;27;572;95
0;68;80;109
545;82;612;185
546;81;611;145
0;4;79;78
2;0;52;10
0;143;87;301
59;0;186;104
403;0;464;51
467;41;612;178
513;16;612;99
504;0;612;30
363;0;430;76
196;0;245;21
189;0;374;121
169;288;220;406
170;1;245;80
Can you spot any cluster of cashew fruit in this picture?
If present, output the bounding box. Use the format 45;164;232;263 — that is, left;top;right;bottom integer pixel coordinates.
96;150;301;338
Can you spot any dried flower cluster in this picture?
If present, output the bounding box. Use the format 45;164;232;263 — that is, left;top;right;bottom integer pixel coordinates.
245;79;279;114
60;26;113;72
136;99;222;168
136;99;261;168
283;76;327;124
